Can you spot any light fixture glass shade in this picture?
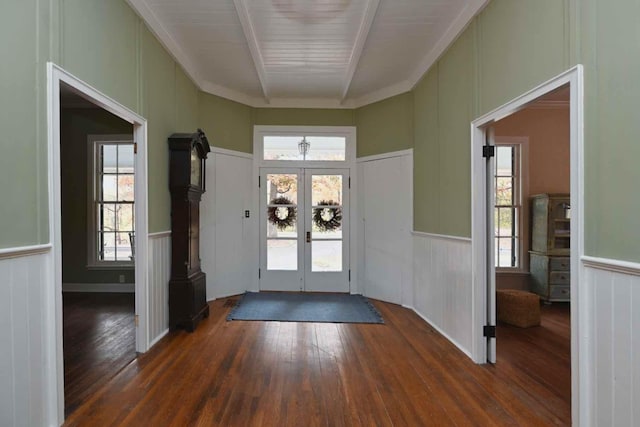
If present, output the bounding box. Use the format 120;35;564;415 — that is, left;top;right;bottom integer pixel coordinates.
298;137;310;157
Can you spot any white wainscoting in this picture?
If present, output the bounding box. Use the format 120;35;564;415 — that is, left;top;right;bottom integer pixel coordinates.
581;256;640;427
412;232;473;358
201;149;254;300
148;232;171;346
357;150;413;306
0;248;52;427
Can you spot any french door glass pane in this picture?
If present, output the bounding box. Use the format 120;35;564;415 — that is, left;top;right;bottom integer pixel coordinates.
311;175;342;205
266;173;298;204
312;241;342;272
267;240;297;270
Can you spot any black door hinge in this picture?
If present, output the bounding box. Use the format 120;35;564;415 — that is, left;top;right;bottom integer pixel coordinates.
482;145;495;158
258;268;261;279
348;177;351;189
348;270;351;282
483;325;496;338
258;176;261;188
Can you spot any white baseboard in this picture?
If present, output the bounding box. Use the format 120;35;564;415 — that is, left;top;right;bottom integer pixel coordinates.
62;283;135;293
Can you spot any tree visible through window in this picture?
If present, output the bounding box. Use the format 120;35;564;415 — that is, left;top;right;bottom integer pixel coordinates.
495;145;521;268
91;141;135;264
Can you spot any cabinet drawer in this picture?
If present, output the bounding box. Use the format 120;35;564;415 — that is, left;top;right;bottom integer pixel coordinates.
550;257;570;271
550;271;570;285
550;285;570;300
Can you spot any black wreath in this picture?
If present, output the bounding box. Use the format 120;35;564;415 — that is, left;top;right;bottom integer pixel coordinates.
268;197;297;230
313;200;342;232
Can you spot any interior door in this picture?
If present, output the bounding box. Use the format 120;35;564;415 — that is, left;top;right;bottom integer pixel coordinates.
259;168;303;291
304;169;349;292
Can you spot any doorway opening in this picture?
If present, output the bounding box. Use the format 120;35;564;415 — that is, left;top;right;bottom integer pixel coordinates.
470;65;584;424
47;63;149;424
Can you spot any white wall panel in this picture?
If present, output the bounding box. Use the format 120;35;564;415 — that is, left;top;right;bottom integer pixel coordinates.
583;260;640;427
202;151;253;300
412;233;473;357
359;152;413;306
148;233;171;345
0;251;49;427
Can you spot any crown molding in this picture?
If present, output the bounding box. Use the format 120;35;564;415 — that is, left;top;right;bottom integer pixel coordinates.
341;0;380;101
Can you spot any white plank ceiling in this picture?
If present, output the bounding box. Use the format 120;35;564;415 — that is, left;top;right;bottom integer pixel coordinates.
129;0;488;108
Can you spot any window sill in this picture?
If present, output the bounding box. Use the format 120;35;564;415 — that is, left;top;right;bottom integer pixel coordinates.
496;269;529;275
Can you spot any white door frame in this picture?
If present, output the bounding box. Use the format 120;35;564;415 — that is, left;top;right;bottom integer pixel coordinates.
470;65;584;424
46;62;149;424
252;125;358;294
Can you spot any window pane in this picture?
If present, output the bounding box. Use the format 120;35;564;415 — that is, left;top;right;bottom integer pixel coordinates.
264;136;304;161
102;145;118;173
101;204;117;231
266;174;298;204
117;204;134;232
496;177;513;206
116;232;133;261
497;237;512;267
118;145;134;173
311;175;342;205
304;137;346;161
118;174;134;201
312;241;342;272
497;207;514;237
267;239;297;270
101;232;116;261
102;175;117;201
496;146;513;176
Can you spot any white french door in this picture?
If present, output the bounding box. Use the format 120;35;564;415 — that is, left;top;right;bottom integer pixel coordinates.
259;168;349;292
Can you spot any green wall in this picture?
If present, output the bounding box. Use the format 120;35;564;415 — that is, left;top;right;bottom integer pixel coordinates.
60;109;134;283
199;92;253;154
254;108;355;127
355;93;413;158
413;0;573;238
579;0;640;261
0;0;51;248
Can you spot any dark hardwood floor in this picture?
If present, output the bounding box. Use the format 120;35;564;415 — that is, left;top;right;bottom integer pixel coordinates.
496;302;572;421
64;297;571;426
63;292;136;417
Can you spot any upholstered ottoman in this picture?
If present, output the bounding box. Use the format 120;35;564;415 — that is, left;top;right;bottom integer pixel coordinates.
496;289;540;328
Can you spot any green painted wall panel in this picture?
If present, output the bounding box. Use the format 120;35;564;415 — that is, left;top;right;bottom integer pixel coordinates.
253;108;355;127
0;0;46;248
175;66;199;131
60;108;133;283
355;93;413;158
61;0;139;111
413;67;439;232
141;26;177;233
580;0;640;261
477;0;569;113
199;92;253;153
436;26;475;238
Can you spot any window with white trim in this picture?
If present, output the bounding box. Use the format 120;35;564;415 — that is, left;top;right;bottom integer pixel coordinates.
88;136;135;266
494;144;522;268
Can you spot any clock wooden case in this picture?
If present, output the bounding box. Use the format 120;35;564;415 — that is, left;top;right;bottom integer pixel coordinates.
168;129;210;331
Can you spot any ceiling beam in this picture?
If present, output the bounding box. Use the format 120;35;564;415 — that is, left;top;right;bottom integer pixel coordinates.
233;0;270;103
340;0;380;103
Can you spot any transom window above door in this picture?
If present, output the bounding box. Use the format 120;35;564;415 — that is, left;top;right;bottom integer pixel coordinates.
255;126;355;167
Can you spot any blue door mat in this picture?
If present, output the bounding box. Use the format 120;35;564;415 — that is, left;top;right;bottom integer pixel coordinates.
227;292;384;324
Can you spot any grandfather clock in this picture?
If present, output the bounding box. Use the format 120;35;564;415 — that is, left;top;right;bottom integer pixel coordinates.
168;129;210;331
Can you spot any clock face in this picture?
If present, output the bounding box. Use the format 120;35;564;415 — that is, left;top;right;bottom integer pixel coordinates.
190;147;201;187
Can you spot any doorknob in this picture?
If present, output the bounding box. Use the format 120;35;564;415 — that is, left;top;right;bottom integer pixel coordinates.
306;231;311;243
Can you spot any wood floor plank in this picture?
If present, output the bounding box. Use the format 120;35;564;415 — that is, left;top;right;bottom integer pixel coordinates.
64;297;571;427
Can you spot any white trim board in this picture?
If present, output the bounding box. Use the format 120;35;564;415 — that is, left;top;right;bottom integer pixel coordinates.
47;62;150;426
411;231;472;243
470;65;584;425
62;283;135;293
0;243;52;260
581;256;640;277
356;148;413;163
149;230;171;238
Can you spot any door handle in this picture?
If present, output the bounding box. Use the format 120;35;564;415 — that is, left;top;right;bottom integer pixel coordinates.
306;231;311;243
